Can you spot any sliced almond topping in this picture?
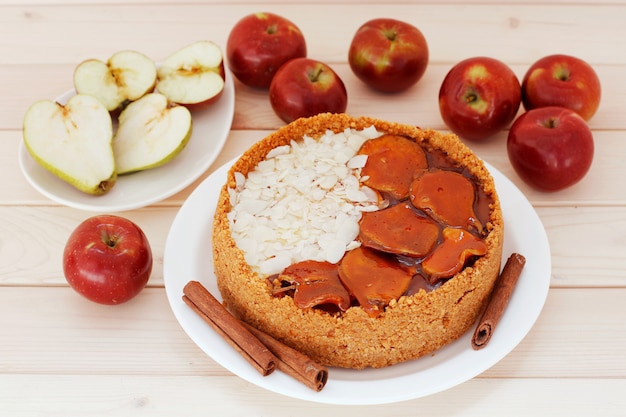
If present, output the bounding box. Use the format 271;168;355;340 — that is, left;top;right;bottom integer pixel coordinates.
358;134;428;200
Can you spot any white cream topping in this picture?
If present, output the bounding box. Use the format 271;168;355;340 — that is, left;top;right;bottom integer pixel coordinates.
227;126;382;276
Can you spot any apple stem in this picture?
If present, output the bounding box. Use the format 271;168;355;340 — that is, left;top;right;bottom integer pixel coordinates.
101;230;118;248
383;28;398;42
542;117;559;129
555;67;570;82
308;66;324;83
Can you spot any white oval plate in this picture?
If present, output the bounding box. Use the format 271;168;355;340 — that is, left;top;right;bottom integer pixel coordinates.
163;158;551;405
18;72;234;212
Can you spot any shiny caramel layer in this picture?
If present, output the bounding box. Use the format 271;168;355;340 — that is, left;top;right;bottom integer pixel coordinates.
271;134;494;318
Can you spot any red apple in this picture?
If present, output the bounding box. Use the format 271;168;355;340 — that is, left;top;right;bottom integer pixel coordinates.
269;57;348;124
521;54;601;121
63;215;153;305
348;18;429;93
438;57;521;141
226;12;307;89
507;106;594;192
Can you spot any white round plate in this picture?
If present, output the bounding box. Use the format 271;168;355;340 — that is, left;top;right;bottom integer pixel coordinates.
163;158;551;405
18;73;234;212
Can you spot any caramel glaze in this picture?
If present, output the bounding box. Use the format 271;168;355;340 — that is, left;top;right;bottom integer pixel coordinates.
269;135;494;316
394;145;492;296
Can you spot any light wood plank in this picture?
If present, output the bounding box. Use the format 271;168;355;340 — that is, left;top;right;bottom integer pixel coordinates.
0;287;624;378
2;4;625;66
1;203;626;288
1;1;625;415
537;205;626;287
5;62;623;132
228;63;621;132
5;0;626;5
0;206;174;286
5;126;626;208
0;287;225;376
0;374;624;416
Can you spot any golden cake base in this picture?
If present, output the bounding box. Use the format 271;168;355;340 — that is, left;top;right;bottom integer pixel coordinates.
212;113;504;369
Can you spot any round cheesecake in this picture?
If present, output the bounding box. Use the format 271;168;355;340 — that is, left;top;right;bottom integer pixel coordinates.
213;113;504;369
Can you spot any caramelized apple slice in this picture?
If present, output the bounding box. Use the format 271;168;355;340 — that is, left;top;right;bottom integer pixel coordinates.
338;247;414;317
422;227;487;282
410;169;483;233
358;134;428;200
279;260;351;311
359;202;440;257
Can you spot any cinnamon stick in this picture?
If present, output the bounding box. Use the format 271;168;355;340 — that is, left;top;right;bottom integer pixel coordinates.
183;280;329;391
472;253;526;350
240;321;329;392
182;281;277;376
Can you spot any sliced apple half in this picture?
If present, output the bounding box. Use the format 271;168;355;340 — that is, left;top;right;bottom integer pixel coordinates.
156;40;226;109
73;50;157;112
23;94;116;195
113;93;192;175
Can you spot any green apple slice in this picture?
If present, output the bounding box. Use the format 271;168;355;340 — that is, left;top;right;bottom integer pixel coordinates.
113;93;192;174
22;94;116;195
73;50;157;112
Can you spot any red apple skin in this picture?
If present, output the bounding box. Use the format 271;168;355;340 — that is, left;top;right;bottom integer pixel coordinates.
269;57;348;124
521;54;601;121
507;106;594;192
348;18;429;93
63;215;153;305
226;12;307;89
438;57;521;141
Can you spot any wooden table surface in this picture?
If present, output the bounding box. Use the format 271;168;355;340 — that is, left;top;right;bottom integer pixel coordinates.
2;1;625;415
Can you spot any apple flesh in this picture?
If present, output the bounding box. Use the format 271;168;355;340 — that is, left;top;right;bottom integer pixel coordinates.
507;106;594;192
438;56;521;141
73;50;157;112
269;57;348;124
63;215;153;305
227;12;307;89
113;93;192;174
156;40;226;109
521;54;601;121
348;18;429;93
22;94;116;195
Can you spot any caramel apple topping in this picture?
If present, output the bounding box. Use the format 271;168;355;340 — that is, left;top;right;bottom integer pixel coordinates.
409;169;483;233
276;260;351;312
250;128;496;318
338;246;414;318
422;227;487;282
359;202;439;257
358;134;428;200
